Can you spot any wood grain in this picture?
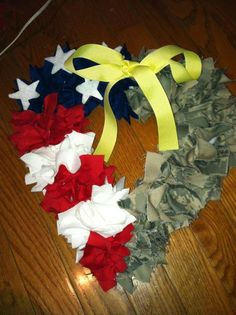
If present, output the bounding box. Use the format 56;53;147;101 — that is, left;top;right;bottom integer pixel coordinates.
0;0;236;314
0;224;34;315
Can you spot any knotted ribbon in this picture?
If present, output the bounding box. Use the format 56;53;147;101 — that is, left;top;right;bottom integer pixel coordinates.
65;44;202;161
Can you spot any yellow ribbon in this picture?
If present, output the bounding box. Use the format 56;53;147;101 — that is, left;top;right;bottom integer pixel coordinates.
65;44;202;162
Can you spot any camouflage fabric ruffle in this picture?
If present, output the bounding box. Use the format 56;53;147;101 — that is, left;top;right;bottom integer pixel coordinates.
118;57;236;292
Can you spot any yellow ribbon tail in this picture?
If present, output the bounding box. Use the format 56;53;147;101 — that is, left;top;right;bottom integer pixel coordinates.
132;66;179;151
64;43;202;160
93;81;118;162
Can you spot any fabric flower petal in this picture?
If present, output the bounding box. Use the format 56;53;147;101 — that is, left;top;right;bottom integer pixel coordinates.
75;183;135;237
21;131;95;191
10;93;89;155
41;155;115;214
79;224;134;291
57;182;135;250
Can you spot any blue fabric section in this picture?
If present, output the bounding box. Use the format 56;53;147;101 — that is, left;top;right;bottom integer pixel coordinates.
11;44;139;122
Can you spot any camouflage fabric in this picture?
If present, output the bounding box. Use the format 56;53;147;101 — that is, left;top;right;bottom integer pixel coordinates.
118;57;236;292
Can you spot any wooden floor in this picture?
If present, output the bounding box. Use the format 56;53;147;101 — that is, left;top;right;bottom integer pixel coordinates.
0;0;236;314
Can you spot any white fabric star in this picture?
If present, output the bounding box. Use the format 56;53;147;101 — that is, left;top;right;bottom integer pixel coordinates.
76;79;103;104
45;45;75;74
8;79;40;110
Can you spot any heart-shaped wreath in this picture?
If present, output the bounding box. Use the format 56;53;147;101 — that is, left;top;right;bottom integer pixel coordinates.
9;43;236;293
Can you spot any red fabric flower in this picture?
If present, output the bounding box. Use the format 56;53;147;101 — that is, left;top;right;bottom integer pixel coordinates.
80;224;134;291
10;93;88;155
41;155;115;214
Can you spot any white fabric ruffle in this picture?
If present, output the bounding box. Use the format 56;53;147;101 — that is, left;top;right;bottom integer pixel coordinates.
57;180;136;262
21;131;95;192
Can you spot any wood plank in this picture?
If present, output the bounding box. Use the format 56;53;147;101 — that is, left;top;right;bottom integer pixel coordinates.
91;0;140;35
43;0;117;47
127;266;188;315
220;169;236;228
157;0;236;74
131;0;200;51
191;202;236;312
117;22;160;54
165;229;234;315
0;224;35;315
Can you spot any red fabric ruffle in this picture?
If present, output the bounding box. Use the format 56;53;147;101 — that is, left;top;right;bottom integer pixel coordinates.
41;154;115;214
80;224;134;291
10;93;88;155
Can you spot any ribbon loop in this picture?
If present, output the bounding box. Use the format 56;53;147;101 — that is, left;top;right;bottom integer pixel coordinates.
65;44;202;161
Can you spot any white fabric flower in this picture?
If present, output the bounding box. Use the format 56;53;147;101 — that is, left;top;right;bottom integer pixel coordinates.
57;179;136;262
20;131;95;192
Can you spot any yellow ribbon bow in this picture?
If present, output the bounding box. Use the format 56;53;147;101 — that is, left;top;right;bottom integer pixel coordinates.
65;44;202;162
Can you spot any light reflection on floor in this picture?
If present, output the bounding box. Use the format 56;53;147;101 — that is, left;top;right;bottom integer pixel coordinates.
76;267;94;287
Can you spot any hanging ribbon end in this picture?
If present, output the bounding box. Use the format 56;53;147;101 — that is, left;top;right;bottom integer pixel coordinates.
158;140;179;152
94;147;111;163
